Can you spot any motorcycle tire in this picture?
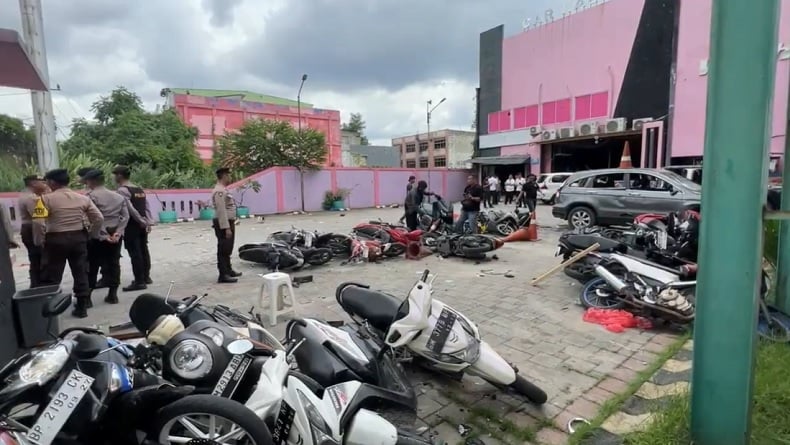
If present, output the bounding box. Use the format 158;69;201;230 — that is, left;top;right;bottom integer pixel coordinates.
420;232;440;249
509;375;548;405
563;261;597;284
305;248;333;266
579;277;625;309
496;222;516;235
322;235;352;256
152;394;274;445
384;242;407;257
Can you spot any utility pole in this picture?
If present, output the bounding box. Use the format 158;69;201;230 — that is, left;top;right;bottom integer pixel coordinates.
297;74;308;212
19;0;58;172
690;0;779;443
426;98;446;189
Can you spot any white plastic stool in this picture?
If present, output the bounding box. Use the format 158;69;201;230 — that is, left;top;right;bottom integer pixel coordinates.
258;272;297;326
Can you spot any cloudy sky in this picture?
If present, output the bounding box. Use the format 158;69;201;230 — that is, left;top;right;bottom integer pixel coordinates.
0;0;579;145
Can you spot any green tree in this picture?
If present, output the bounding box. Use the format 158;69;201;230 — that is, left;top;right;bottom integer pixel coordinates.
61;86;203;171
341;112;369;145
0;114;36;160
214;118;327;177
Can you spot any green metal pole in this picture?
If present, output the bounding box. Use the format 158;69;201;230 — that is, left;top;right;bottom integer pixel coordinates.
775;56;790;313
690;0;779;443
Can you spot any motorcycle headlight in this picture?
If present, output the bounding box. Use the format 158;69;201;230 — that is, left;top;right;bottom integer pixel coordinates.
168;339;213;380
297;389;338;445
1;342;72;396
199;327;225;347
420;316;480;365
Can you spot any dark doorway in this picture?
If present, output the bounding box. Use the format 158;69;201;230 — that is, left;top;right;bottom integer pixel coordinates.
546;134;642;173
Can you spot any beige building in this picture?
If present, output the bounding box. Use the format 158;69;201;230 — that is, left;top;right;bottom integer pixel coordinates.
391;129;475;169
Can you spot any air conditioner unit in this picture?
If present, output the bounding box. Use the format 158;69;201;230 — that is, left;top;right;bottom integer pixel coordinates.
528;126;541;136
632;118;654;131
604;117;627;133
541;129;557;140
558;127;576;139
577;121;599;136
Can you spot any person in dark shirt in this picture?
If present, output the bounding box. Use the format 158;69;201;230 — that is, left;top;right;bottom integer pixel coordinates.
454;175;483;233
518;174;540;216
404;180;432;230
398;175;417;224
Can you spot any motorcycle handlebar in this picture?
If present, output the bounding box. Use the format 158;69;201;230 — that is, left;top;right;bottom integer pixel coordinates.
420;270;430;282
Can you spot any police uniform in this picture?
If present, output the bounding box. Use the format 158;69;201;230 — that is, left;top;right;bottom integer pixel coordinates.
212;168;240;282
17;178;44;287
33;169;103;318
78;167;108;286
84;170;129;304
112;165;152;291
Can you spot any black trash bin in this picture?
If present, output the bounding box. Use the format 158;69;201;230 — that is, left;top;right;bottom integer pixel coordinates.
13;285;67;348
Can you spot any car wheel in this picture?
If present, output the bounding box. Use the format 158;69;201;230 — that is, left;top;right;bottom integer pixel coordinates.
568;207;596;229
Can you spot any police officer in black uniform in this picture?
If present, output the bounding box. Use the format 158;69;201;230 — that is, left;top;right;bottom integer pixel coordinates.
112;165;152;291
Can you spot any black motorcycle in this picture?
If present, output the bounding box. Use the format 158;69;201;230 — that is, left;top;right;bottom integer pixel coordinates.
0;292;272;445
238;241;310;271
435;233;503;259
267;228;335;266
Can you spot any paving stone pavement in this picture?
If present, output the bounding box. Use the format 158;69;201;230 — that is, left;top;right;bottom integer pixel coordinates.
10;204;677;444
578;339;692;445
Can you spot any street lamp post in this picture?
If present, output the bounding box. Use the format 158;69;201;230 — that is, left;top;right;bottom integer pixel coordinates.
426;98;446;189
297;74;308;212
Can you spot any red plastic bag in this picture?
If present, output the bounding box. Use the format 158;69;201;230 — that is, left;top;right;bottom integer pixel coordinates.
583;308;652;333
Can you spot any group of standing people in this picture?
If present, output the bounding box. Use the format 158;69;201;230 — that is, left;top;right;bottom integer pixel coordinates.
17;166;152;318
483;173;539;213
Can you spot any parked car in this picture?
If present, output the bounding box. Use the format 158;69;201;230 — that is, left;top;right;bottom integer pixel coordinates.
664;165;703;184
537;172;572;204
552;168;702;229
665;164;783;210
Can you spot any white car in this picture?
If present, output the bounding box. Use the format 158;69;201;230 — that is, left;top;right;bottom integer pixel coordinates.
537;172;572;204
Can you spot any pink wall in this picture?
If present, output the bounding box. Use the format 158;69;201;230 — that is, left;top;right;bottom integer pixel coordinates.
500;144;542;174
671;0;790;158
0;168;472;230
499;0;645;128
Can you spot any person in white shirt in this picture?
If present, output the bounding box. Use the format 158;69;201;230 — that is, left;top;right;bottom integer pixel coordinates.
515;174;527;207
504;175;516;205
487;175;500;206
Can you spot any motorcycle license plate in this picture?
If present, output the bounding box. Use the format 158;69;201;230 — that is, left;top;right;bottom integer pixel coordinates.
27;370;94;445
271;401;295;445
425;308;458;354
211;354;253;399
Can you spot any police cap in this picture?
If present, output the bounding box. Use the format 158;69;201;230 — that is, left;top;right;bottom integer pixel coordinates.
77;167;97;178
43;168;70;185
215;167;231;178
82;169;104;181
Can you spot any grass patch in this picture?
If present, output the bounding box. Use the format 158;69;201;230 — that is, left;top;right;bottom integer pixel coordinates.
624;340;790;445
568;333;691;445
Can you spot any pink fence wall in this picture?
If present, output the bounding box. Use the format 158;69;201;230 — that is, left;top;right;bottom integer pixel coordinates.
670;0;790;157
0;168;472;230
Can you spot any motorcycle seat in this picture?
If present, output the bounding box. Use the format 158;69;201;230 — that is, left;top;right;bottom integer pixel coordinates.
338;286;401;332
564;234;626;253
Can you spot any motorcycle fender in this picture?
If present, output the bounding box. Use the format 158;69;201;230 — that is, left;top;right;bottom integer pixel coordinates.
466;341;517;386
344;408;398;445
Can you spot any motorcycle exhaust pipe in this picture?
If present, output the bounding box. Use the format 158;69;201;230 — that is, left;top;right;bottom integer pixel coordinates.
667;281;696;288
594;265;628;292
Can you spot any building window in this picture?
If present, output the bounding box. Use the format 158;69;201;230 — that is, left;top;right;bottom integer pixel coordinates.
433;157;447;167
433;139;446;149
406;143;416;153
419;142;428;152
419;159;429;168
406;160;416;168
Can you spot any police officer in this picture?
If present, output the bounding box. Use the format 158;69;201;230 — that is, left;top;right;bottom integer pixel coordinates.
83;169;129;304
112;165;152;291
212;167;241;283
17;175;48;288
77;167;109;287
33;169;103;318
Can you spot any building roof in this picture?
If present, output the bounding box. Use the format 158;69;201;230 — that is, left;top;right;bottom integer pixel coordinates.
167;88;312;108
0;29;47;91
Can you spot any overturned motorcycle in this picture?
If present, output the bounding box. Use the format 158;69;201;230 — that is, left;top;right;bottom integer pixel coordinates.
433;233;503;259
238;241;331;271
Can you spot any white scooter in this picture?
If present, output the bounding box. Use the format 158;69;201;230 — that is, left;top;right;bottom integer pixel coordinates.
336;270;548;404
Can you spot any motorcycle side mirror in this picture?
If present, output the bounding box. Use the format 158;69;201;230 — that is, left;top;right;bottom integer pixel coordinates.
227;338;254;355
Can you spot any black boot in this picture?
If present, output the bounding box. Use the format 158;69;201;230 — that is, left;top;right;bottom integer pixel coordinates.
95;278;109;289
145;277;153;285
105;287;119;304
218;275;238;283
86;295;93;309
71;298;88;319
123;281;147;292
229;270;243;278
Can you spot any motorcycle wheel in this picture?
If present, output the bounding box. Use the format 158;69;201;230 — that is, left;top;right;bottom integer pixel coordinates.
563;261;597;284
384;242;407;257
496;222;515;235
305;248;333;265
323;235;352;256
509;375;548;405
579;277;625;309
152;394;273;445
420;232;440;249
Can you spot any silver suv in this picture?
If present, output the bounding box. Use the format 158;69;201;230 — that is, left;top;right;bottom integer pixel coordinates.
551;168;702;229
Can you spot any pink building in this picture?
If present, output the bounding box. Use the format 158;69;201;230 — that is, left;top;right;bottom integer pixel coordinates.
165;88;343;167
476;0;790;176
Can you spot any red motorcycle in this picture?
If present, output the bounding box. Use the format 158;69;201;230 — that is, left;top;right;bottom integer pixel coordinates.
352;220;420;257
